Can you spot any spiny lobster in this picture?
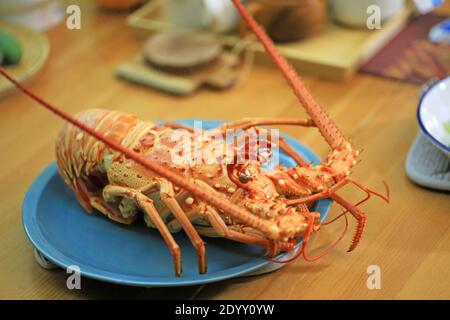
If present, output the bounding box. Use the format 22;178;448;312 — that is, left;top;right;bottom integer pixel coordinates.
0;0;388;276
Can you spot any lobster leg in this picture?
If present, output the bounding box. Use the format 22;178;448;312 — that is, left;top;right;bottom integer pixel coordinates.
72;178;94;213
287;178;351;205
286;177;390;252
165;179;295;254
219;118;316;167
291;187;367;253
90;195;136;225
224;118;315;166
163;122;195;132
328;193;366;252
166;210;203;233
285;188;366;255
102;185;183;276
218;118;315;131
287;177;389;206
158;179;207;274
201;206;266;247
278;137;310;167
194;180;295;254
201;206;294;255
163;201;287;252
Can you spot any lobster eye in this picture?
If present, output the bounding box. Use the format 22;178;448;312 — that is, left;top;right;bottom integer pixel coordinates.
238;170;252;183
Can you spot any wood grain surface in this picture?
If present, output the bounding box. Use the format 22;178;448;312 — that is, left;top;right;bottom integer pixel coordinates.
0;1;449;300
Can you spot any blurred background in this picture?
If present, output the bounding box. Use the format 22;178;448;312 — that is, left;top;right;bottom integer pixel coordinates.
1;0;449;95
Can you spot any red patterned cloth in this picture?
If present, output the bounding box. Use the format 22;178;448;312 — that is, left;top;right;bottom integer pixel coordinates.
361;14;450;84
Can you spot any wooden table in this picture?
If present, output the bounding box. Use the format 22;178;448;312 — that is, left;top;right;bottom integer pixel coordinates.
0;1;449;300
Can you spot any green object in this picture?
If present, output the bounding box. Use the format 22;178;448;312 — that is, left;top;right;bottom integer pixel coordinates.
0;30;23;66
444;121;450;135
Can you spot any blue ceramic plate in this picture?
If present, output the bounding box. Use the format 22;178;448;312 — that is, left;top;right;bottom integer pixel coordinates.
22;120;331;287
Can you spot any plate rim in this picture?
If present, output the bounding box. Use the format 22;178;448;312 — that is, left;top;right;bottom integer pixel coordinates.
22;120;331;287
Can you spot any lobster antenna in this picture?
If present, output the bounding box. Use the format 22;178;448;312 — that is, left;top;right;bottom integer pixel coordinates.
0;67;279;238
231;0;345;150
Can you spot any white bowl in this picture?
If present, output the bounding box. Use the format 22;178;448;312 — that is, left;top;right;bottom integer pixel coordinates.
330;0;405;28
417;76;450;157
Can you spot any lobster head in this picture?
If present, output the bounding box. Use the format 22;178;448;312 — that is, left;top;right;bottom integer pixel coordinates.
226;160;320;241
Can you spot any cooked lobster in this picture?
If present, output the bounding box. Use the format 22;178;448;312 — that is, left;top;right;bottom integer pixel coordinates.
0;0;388;276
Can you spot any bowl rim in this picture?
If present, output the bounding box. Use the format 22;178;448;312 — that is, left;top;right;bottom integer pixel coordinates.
417;75;450;153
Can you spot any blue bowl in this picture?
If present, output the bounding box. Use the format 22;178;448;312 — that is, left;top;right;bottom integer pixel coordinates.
22;120;331;287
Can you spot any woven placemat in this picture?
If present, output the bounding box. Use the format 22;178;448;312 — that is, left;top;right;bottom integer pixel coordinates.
405;132;450;191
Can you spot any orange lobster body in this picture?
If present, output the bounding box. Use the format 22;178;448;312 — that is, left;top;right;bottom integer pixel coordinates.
55;109;318;240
